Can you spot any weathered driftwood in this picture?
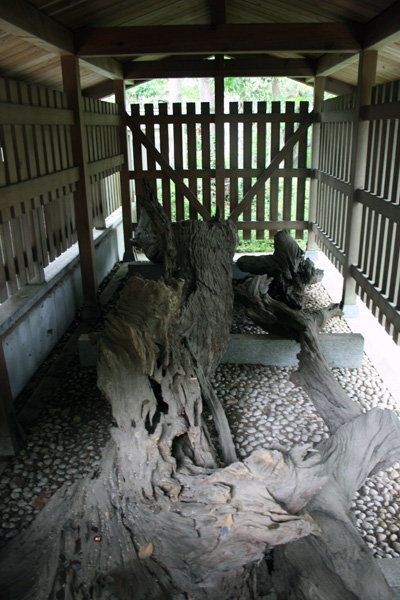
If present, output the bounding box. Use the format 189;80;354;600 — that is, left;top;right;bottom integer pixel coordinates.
236;229;323;309
0;268;325;600
236;274;400;599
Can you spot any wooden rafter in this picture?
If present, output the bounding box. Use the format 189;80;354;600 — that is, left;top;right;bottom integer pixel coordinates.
229;112;313;221
364;0;400;49
126;115;212;221
75;23;363;56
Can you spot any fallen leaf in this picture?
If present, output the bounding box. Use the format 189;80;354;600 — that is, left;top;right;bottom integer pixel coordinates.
220;513;233;531
138;541;154;560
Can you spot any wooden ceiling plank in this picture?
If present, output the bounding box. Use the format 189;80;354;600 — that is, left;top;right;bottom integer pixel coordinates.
75;23;363;56
364;1;400;49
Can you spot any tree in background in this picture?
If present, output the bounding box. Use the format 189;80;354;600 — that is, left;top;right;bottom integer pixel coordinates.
127;77;316;111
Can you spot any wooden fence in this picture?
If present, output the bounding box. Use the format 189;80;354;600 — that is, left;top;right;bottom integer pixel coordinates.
0;77;122;302
314;80;400;343
128;100;312;241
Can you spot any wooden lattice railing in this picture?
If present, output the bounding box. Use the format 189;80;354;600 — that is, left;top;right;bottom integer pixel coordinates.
0;78;122;302
313;80;400;343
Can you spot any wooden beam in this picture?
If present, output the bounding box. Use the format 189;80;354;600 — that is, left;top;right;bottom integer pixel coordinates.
61;55;99;315
75;23;363;56
126;115;211;221
364;0;400;49
229;112;313;221
124;55;316;80
0;0;123;79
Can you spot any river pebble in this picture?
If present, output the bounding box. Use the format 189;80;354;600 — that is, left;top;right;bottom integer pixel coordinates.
0;270;399;562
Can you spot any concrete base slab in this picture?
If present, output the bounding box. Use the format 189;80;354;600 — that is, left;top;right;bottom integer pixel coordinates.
221;332;365;368
79;331;364;369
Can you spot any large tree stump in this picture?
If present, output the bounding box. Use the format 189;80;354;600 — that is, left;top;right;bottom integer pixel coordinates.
236;274;400;599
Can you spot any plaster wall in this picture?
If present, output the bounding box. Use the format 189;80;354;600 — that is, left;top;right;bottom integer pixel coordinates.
1;211;124;400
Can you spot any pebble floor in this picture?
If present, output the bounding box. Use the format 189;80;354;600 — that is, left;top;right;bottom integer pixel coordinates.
1;270;400;561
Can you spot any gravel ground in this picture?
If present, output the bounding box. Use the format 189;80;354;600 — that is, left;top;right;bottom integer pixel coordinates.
1;267;400;561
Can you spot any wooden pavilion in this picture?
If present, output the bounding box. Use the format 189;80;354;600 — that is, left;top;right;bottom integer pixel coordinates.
0;0;399;454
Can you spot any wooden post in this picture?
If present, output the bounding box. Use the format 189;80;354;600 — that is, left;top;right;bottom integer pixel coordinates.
215;72;225;217
61;55;100;317
307;76;325;251
114;79;135;260
342;50;377;307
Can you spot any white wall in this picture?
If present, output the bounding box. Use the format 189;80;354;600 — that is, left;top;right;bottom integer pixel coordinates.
1;211;124;399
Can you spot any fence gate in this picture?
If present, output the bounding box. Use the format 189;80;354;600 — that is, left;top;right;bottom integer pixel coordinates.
127;100;312;241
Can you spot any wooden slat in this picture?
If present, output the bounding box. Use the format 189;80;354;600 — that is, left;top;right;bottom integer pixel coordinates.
145;103;156;196
201;102;211;215
131;104;144;220
269;101;280;239
296;101;309;239
283;102;294;223
229;102;239;219
256;101;266;241
159;102;171;219
242;101;252;240
173;102;184;221
187;102;197;220
215;76;225;217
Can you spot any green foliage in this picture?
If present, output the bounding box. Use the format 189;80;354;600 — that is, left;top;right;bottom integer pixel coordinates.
127;77;315;110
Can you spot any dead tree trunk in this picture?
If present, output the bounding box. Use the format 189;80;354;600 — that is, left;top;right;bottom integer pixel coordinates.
236;274;400;599
0;191;325;600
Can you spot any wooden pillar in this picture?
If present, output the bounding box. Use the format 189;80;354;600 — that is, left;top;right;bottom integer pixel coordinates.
342;50;377;307
61;55;100;317
114;79;135;260
307;76;326;251
215;72;225;217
